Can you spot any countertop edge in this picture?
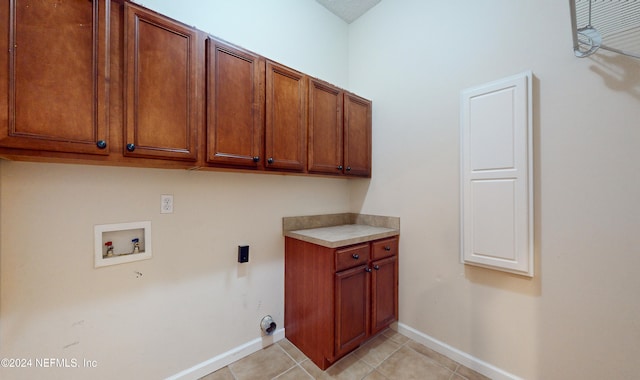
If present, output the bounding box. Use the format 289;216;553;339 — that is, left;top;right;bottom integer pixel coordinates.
284;229;399;249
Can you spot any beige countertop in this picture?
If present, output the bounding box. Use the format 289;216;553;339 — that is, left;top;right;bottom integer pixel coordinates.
283;214;400;248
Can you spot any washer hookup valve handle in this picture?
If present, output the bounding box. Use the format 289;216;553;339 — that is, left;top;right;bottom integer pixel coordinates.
131;238;140;254
104;241;114;257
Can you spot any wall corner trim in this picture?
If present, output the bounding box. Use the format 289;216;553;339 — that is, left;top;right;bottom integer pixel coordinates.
395;323;524;380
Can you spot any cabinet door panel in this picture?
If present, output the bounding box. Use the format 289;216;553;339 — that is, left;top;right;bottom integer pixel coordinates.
344;92;372;177
1;0;109;154
206;39;263;168
335;264;370;358
371;255;398;334
308;79;343;175
124;3;197;161
265;61;306;171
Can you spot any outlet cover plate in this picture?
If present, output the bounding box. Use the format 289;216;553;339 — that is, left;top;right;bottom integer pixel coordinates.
161;194;173;214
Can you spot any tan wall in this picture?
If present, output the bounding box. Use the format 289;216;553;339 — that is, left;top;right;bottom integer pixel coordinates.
4;0;640;379
0;163;352;379
348;0;640;379
0;1;351;379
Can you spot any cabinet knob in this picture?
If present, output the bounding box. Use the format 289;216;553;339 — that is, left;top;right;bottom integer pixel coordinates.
365;267;372;273
252;156;260;162
267;157;274;164
337;165;343;170
96;140;107;149
346;166;351;171
384;246;391;251
352;253;359;260
126;143;136;152
373;265;380;271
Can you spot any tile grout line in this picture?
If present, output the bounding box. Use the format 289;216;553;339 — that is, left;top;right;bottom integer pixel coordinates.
227;364;239;380
400;339;458;379
355;334;406;374
273;342;315;380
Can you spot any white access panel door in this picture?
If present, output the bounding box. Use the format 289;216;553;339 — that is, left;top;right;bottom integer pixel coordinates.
460;71;533;277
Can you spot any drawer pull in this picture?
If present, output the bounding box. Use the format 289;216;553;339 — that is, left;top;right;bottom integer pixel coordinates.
352;254;359;260
126;143;136;152
96;140;107;149
384;246;391;251
365;267;372;273
252;156;260;162
373;265;380;270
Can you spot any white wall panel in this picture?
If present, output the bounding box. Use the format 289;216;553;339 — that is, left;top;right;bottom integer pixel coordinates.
460;71;533;276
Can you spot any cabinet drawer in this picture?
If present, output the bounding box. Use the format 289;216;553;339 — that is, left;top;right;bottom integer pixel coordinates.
335;244;369;272
371;237;398;260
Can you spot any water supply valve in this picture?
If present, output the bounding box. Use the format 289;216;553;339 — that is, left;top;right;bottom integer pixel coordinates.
260;315;276;335
131;238;140;254
104;241;114;258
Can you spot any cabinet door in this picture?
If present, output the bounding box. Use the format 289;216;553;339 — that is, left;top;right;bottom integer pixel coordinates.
344;92;372;177
371;255;398;334
335;264;370;358
308;79;343;175
124;3;198;161
206;38;264;168
0;0;110;155
265;61;307;171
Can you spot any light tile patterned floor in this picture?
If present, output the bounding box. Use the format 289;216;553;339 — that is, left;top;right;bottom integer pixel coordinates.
199;329;492;380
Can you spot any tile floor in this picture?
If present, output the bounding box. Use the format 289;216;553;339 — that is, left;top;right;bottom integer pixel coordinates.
199;329;492;380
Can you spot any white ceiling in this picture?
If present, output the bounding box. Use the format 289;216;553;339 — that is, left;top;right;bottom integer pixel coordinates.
315;0;382;23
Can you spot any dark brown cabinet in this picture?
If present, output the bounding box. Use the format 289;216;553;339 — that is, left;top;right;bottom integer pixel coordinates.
370;238;399;334
265;61;307;172
344;92;372;177
334;244;371;358
308;79;343;175
0;0;110;155
123;3;198;161
308;81;372;177
206;38;264;168
285;235;399;370
0;0;371;178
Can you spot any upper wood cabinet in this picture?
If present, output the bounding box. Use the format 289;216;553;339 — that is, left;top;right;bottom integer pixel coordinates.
123;3;198;161
206;38;264;168
308;79;343;175
0;0;110;155
0;0;372;178
308;82;372;177
344;92;372;177
265;61;307;172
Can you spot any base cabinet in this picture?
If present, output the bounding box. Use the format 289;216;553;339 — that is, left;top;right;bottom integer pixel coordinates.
335;262;370;358
285;236;398;370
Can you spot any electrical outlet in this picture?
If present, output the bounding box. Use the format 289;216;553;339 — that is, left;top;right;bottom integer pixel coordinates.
238;245;249;263
161;194;173;214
